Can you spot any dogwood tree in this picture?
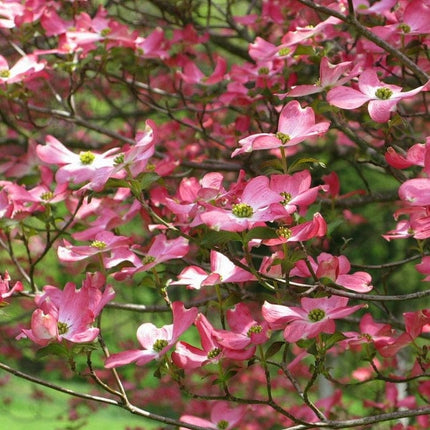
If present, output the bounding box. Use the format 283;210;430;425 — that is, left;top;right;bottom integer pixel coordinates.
0;0;430;429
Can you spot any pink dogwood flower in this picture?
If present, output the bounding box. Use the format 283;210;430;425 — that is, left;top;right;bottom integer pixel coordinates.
57;231;132;266
269;170;324;215
20;273;115;346
0;271;23;303
200;176;285;232
232;101;330;157
114;235;189;280
170;250;254;289
180;401;246;430
105;301;198;368
291;252;373;293
213;303;270;351
286;57;359;97
37;135;120;191
265;212;327;246
399;178;430;206
327;69;429;123
262;296;365;343
172;313;254;369
0;54;45;85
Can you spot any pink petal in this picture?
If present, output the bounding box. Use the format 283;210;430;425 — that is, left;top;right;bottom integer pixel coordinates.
327;86;370;109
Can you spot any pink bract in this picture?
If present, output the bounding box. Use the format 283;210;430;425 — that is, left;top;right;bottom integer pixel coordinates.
231;101;330;157
105;301;197;368
262;296;365;343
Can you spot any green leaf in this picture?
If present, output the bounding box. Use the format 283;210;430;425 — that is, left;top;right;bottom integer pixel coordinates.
294;44;316;56
200;230;242;247
288;157;326;174
322;332;347;351
139;172;160;191
36;343;70;359
244;226;277;243
265;341;284;359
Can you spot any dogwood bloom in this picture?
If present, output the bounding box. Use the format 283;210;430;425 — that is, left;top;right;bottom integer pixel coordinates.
20;273;115;346
262;296;365;343
291;252;373;293
200;176;285;232
0;271;23;303
269;170;324;215
180;402;246;430
105;301;197;368
0;54;45;85
286;57;359;97
213;303;270;350
37;135;120;191
170;250;255;289
265;212;327;246
232;101;330;157
327;69;429;123
172;313;254;369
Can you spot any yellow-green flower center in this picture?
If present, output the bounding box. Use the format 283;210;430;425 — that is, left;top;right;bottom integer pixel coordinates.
91;240;107;249
207;347;221;359
276;226;292;239
247;324;263;336
40;191;54;201
58;321;69;335
152;338;168;352
114;153;125;165
398;23;411;33
278;47;291;57
143;255;156;265
375;87;393;100
217;420;229;430
276;132;291;145
101;28;111;37
258;67;270;75
0;69;10;78
280;191;292;205
232;203;254;218
79;151;96;165
308;308;326;322
361;333;372;342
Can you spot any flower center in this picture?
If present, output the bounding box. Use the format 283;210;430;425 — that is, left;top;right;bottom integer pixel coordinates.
278;47;290;57
375;87;393;100
40;191;54;201
280;191;292;205
247;324;263;336
308;308;326;322
217;420;229;429
100;28;111;37
79;151;96;165
258;67;269;75
114;153;125;165
361;333;372;342
91;240;107;249
276;226;292;239
57;321;69;335
275;132;291;145
152;338;168;352
207;347;221;359
232;203;254;218
398;23;411;33
0;69;10;78
143;255;156;265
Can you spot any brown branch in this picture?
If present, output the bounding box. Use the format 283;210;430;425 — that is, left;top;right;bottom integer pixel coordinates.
0;361;210;430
